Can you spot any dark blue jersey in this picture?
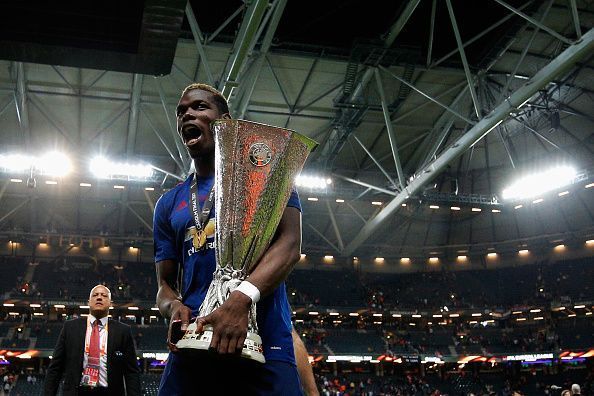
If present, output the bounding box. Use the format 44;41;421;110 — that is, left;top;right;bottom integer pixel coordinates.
153;173;301;364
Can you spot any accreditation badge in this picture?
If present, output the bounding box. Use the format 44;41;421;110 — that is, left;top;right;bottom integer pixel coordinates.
81;365;100;387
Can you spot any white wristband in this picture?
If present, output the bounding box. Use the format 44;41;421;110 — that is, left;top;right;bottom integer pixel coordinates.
235;281;261;304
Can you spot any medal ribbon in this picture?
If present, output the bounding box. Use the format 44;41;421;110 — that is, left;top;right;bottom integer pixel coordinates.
189;173;215;249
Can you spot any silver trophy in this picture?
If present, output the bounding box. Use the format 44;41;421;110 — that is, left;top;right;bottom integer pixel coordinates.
176;119;317;363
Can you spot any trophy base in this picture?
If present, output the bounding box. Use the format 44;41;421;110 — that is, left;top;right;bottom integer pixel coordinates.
176;323;266;364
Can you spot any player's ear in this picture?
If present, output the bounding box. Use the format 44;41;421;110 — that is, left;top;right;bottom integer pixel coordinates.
221;113;231;120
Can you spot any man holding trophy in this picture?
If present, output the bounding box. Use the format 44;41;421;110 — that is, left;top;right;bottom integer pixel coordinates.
154;83;316;394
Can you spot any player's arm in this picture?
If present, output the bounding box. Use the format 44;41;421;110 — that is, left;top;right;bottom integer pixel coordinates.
246;205;302;293
153;193;192;351
292;328;320;396
156;259;192;351
196;206;302;354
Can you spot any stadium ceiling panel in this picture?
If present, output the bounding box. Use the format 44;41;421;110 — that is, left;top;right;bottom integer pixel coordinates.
0;0;592;260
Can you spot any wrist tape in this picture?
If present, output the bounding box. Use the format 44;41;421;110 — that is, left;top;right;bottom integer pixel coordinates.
235;280;261;304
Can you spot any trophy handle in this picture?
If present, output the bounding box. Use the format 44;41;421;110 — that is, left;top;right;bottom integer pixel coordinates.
169;319;185;345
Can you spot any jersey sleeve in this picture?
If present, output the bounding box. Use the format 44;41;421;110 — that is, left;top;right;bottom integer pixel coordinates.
153;194;178;263
286;186;302;212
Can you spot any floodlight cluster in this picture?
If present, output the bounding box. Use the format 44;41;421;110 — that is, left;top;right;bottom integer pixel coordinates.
502;166;577;200
295;174;332;190
0;152;72;176
90;157;153;180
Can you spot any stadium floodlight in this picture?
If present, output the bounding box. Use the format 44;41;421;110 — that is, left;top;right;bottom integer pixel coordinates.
38;151;72;176
502;165;577;200
0;153;33;172
295;174;331;190
0;151;71;176
90;157;154;180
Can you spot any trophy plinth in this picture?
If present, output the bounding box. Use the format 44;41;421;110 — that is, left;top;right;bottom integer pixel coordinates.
176;324;265;363
175;119;317;363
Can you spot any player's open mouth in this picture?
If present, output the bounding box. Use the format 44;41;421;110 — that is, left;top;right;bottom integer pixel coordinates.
182;125;202;146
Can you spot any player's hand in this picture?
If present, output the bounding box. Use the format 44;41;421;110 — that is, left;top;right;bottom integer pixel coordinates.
195;290;251;355
167;300;192;352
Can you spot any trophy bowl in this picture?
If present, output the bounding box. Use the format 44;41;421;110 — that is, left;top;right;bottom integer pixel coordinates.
175;119;317;363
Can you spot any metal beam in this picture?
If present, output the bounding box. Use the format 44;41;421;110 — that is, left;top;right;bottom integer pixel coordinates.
206;5;245;45
0;198;30;226
233;0;287;118
384;0;422;44
126;74;143;158
332;174;397;197
569;0;582;41
81;71;108;94
510;115;563;151
493;0;573;45
345;202;367;224
265;55;291;109
445;0;481;119
218;0;269;100
405;84;470;173
0;95;14;118
144;190;155;214
15;62;30;145
0;180;9;203
140;106;185;172
126;203;153;233
351;135;397;188
343;28;594;255
497;0;554;104
374;68;405;189
150;165;185;182
426;0;437;67
155;77;190;172
431;0;535;68
283;55;319;128
306;223;339;253
496;127;516;168
86;104;130;147
380;66;474;125
185;2;215;86
318;0;421;166
51;66;77;93
363;132;430;171
28;94;76;147
325;201;344;251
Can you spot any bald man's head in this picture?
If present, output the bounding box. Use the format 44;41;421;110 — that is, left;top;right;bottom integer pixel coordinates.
88;285;112;319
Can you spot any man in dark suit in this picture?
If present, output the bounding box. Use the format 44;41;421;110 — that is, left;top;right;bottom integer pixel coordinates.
44;284;141;396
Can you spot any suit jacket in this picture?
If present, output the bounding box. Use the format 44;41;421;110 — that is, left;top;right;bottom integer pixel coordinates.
44;317;141;396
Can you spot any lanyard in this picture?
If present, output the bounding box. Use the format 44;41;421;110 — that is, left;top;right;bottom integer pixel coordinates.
189;173;215;249
84;317;108;357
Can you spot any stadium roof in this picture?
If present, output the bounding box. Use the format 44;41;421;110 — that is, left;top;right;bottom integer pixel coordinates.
0;0;592;259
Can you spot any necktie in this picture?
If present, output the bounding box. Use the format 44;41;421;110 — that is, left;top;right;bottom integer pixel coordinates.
88;320;101;367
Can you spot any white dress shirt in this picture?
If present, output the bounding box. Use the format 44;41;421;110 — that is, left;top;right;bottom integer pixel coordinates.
81;315;108;387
